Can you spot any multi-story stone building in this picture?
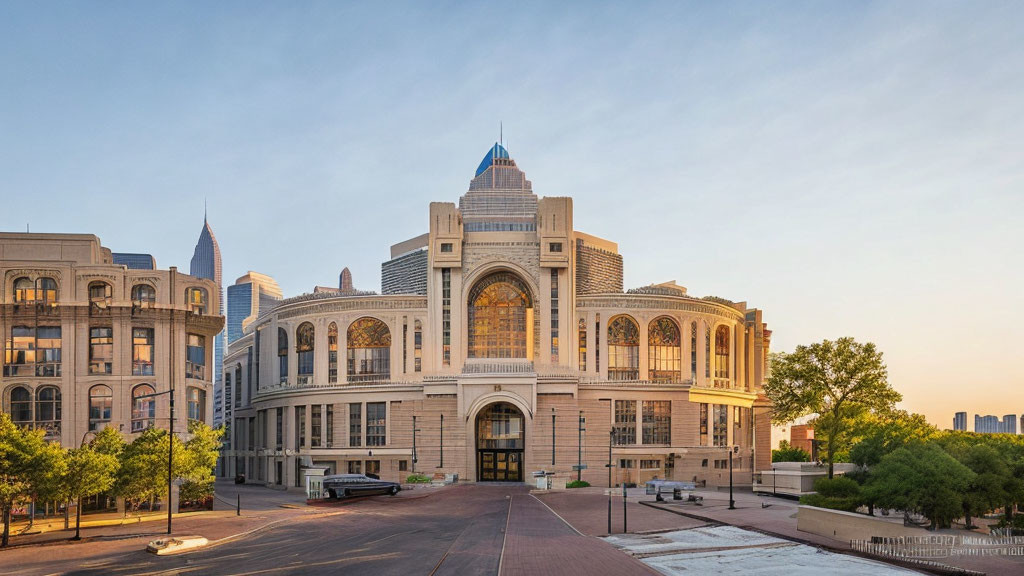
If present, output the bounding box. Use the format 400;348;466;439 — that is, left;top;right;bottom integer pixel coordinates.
1;232;223;447
222;144;772;488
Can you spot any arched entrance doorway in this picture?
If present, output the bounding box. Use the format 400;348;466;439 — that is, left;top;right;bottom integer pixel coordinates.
476;402;525;482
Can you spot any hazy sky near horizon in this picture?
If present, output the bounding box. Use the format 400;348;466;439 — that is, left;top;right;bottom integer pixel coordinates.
2;2;1021;429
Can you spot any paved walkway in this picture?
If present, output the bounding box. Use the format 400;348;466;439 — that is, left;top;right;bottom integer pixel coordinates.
501;494;658;576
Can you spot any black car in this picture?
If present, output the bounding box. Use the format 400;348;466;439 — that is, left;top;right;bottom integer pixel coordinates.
322;474;402;499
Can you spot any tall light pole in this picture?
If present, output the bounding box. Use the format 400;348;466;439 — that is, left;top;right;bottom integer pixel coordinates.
577;411;585;482
551;408;556;467
607;428;614;534
411;415;421;474
728;445;736;510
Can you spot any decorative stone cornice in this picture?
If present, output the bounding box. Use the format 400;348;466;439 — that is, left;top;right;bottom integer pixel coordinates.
263;295;427;323
577;294;745;322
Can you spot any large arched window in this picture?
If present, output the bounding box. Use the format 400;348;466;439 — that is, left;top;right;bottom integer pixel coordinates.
347;318;391;382
328;322;339;383
277;328;288;384
296;322;315;378
10;386;32;425
89;282;112;308
131;284;156;307
607;315;639;381
186;287;207;315
13;277;33;303
715;325;731;379
88;384;113;431
131;384;155;432
35;386;60;438
467;272;533;359
649;317;681;383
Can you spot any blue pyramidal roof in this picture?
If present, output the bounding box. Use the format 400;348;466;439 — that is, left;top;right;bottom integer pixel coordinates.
475;143;510;177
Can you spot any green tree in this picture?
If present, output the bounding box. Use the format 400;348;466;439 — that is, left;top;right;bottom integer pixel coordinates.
864;442;975;530
800;476;862;512
116;427;179;512
849;411;937;468
765;338;900;478
178;422;223;504
772;440;811;463
66;437;119;540
0;414;33;547
23;437;67;530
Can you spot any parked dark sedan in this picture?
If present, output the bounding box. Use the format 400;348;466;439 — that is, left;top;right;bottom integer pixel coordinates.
323;474;402;499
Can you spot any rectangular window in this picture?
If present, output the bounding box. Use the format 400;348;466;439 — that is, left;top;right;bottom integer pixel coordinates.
89;327;113;374
414;321;422;372
311;405;322;448
399;460;408;472
595;315;601;373
550;269;559;363
349;403;362;447
275;407;283;449
365;460;380;476
326;405;334;448
187;387;206;422
642;401;671;445
295;406;306;449
713;404;728;447
4;326;33;377
705;325;711;379
619;459;634;470
132;328;154;376
640;459;661;470
578;319;587;370
328;327;338;383
348;460;362;474
699;403;708;445
186;333;206;379
442;268;451;366
549;242;562;253
366;402;386;447
402;319;408;374
35;326;61;377
613;400;636;445
440;243;453;253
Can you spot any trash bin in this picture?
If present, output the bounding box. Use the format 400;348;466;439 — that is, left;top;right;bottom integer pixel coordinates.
234;474;246;484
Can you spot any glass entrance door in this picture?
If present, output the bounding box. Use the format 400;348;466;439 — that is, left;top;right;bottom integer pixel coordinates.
476;403;525;482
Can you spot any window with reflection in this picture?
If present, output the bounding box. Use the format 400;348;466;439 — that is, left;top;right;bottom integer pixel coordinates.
467;272;533;359
186;287;207;315
413;320;422;373
476;403;524;450
35;326;61;377
613;400;636;445
648;317;681;383
131;384;155;432
366;402;386;446
328;322;338;383
36;277;58;304
296;322;314;377
131;328;154;375
578;318;587;371
10;386;32;425
642;401;671;444
89;385;113;431
186;333;206;379
131;284;156;307
187;387;206;421
4;326;34;377
347;318;391;382
713;404;728;446
89;327;113;374
13;277;33;303
715;326;730;379
35;386;61;432
278;328;288;384
89;282;112;308
607;316;639;381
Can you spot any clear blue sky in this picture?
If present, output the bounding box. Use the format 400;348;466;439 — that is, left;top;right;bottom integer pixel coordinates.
2;2;1021;427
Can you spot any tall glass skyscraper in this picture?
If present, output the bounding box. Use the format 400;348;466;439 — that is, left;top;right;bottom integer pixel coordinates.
190;214;224;425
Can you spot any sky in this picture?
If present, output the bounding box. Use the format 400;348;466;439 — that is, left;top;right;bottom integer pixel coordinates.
1;2;1021;429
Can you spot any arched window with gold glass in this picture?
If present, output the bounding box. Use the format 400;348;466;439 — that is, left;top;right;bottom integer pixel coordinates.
13;277;33;303
296;322;315;378
648;317;681;382
328;322;338;383
131;284;156;307
715;325;731;379
131;384;155;432
89;281;112;309
607;315;639;381
36;277;57;304
467;272;534;359
186;287;206;315
347;318;391;382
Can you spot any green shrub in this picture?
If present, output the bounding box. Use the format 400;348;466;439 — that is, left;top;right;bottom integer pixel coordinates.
799;476;862;512
772;440;811;463
566;480;590;489
405;473;431;484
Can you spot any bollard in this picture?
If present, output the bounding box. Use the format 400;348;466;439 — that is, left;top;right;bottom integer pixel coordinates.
236;494;240;516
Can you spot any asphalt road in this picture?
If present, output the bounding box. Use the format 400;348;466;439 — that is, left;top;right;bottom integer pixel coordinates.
64;484;528;576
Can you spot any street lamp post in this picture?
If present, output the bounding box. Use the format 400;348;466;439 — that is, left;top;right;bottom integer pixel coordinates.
577;411;585;482
551;408;556;467
439;414;444;469
728;445;736;510
134;387;176;534
607;428;614;534
411;416;421;474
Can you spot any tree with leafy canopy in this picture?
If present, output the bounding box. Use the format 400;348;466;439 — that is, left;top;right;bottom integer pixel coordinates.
764;338;901;478
178;422;224;504
65;429;120;540
0;413;32;547
116;427;181;513
864;442;975;530
772;440;811;463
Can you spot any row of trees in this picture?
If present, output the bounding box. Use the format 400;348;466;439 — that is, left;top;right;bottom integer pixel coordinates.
765;337;1024;530
0;413;222;547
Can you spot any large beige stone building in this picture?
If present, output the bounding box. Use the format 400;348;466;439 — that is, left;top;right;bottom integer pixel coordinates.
0;233;223;447
223;144;772;488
